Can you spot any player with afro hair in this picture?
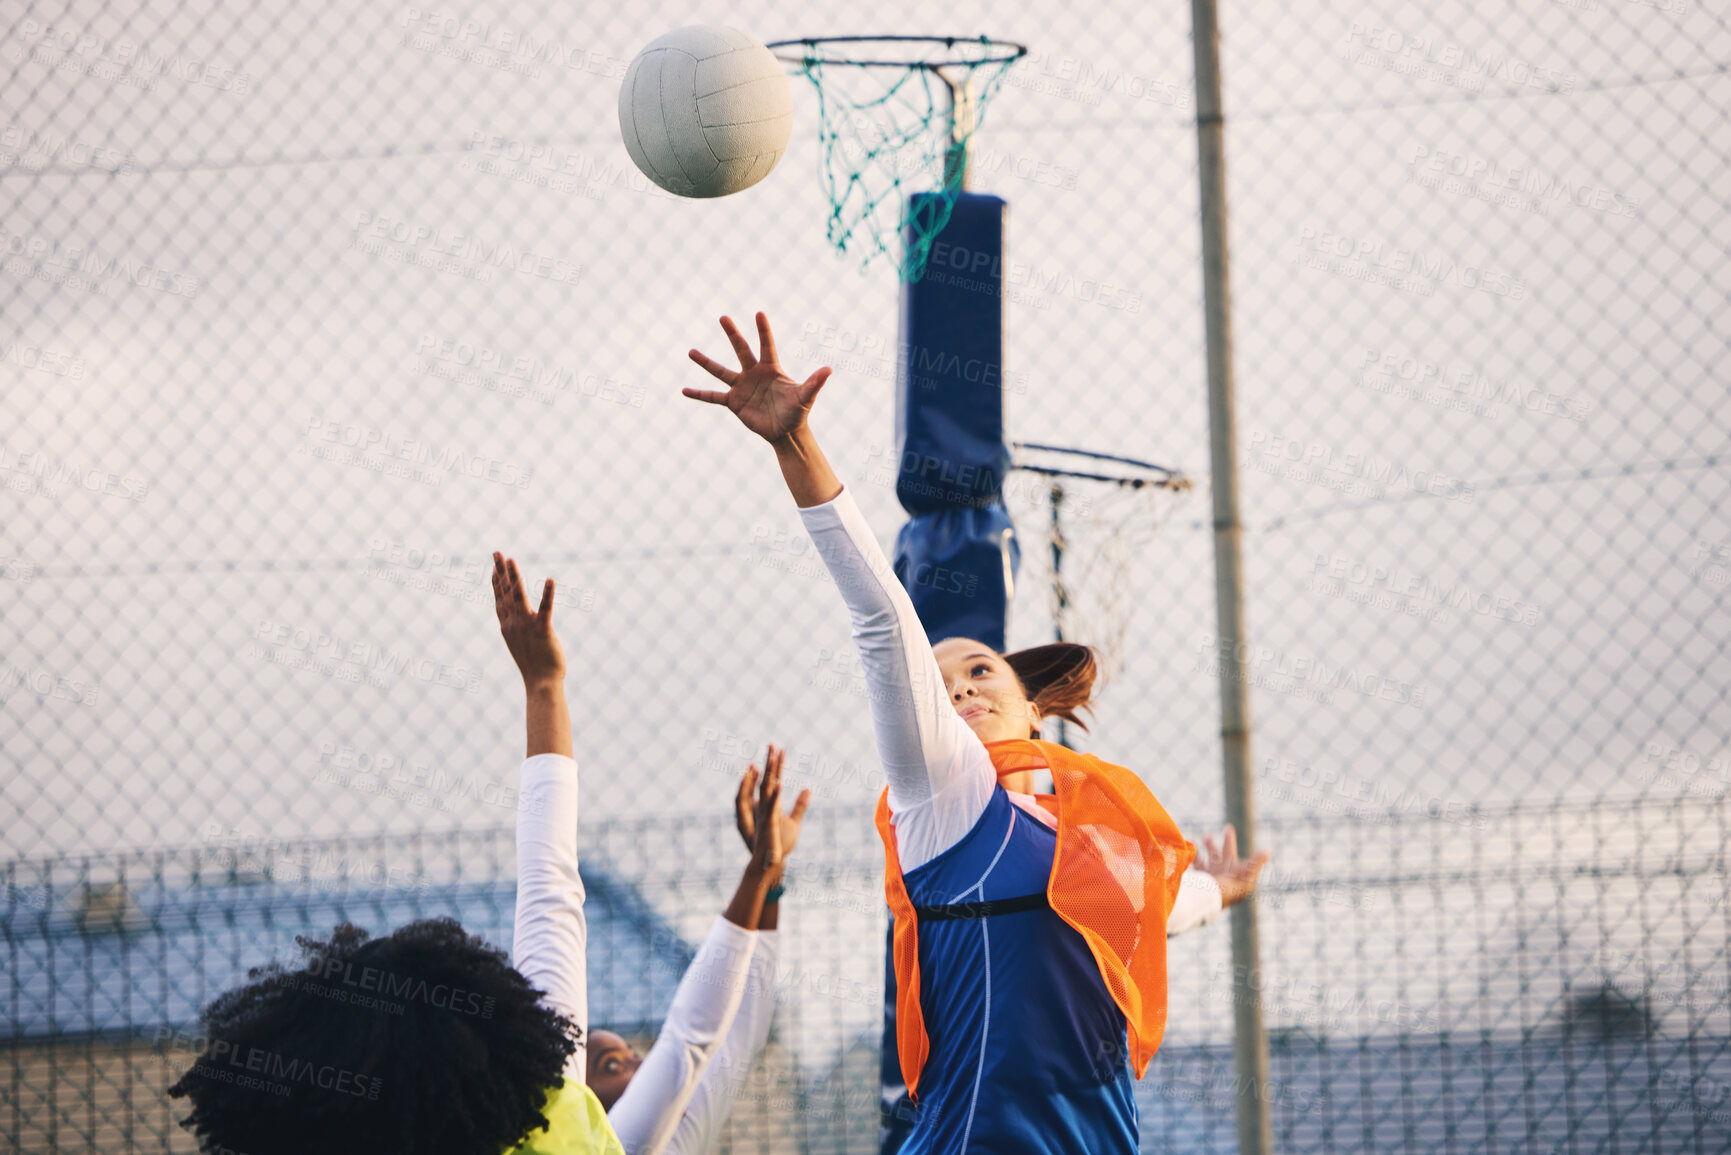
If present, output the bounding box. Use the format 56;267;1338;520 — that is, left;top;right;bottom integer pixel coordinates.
168;552;803;1154
168;915;579;1154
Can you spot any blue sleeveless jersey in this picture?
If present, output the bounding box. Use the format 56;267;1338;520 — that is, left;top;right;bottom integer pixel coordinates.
880;786;1138;1154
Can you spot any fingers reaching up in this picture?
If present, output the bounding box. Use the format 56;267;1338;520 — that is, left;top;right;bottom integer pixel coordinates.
722;314;758;370
687;336;740;394
735;761;760;847
492;552;567;688
735;743;812;873
752;746;784;870
684;312;833;443
493;553;553;623
754;312;779;366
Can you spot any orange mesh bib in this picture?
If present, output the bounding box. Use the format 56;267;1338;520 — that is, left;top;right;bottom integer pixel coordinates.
876;738;1196;1099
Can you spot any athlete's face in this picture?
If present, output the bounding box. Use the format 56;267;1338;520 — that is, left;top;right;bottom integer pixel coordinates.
932;637;1039;747
586;1030;640;1110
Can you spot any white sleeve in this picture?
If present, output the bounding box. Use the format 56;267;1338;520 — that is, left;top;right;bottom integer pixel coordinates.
607;916;757;1155
797;486;995;871
658;929;780;1155
512;752;588;1079
1166;869;1225;937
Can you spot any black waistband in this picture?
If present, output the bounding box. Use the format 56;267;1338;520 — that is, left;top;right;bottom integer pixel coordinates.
912;892;1051;922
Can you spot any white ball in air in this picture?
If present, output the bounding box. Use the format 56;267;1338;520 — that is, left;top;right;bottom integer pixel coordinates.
618;25;794;199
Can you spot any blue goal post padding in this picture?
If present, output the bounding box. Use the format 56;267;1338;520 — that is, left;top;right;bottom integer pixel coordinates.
891;191;1020;652
892;506;1018;651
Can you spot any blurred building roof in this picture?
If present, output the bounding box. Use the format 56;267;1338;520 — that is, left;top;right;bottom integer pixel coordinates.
3;848;695;1041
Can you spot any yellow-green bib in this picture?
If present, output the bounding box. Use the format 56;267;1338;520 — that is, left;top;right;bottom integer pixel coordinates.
504;1078;625;1155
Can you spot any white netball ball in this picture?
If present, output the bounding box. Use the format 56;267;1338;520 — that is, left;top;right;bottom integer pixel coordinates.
618;25;794;199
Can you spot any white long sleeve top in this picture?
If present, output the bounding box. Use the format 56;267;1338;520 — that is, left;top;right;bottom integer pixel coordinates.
511;753;780;1155
796;485;1224;934
639;924;780;1155
513;752;592;1078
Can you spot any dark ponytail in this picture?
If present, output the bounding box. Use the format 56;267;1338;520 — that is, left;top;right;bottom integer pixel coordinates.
1002;642;1099;736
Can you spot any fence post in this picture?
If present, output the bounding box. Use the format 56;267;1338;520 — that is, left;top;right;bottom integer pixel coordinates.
1188;1;1274;1152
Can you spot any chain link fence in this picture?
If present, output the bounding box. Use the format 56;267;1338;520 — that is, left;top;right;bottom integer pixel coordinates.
3;0;1727;1151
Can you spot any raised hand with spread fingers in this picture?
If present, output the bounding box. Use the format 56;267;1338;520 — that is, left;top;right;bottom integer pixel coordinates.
730;744;812;935
685;312;842;509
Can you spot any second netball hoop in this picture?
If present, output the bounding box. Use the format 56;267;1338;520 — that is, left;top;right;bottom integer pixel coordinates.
1009;442;1194;747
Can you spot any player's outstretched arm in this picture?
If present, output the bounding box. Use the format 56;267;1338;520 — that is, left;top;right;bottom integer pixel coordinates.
684;312;841;510
685;313;995;869
609;748;809;1155
650;749;809;1155
496;553;588;1078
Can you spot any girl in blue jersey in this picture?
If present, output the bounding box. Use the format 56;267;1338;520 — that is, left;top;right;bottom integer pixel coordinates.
686;314;1271;1153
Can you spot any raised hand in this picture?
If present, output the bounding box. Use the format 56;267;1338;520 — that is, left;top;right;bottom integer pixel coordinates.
1196;823;1272;909
684;313;833;445
492;552;565;689
735;744;812;878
